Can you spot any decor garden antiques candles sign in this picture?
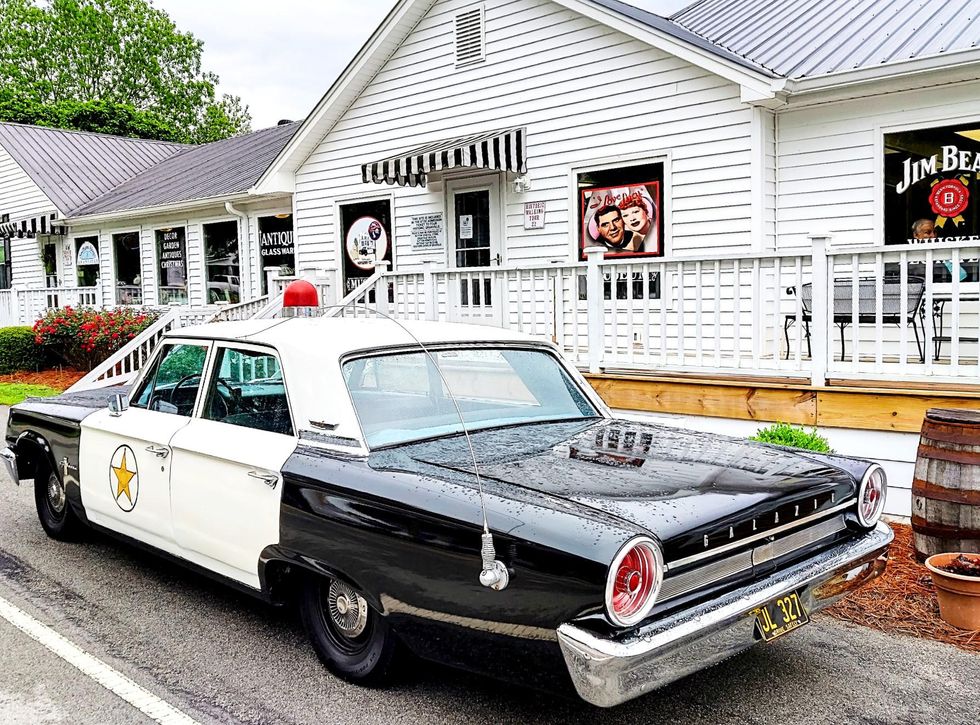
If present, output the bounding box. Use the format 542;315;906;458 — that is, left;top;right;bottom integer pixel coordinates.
156;227;187;304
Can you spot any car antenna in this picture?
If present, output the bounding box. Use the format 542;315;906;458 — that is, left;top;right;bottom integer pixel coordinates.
316;303;510;592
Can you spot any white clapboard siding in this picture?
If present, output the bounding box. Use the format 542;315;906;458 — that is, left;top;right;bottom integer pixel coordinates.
2;144;55;289
0;145;51;222
10;237;45;289
776;78;980;248
293;0;754;274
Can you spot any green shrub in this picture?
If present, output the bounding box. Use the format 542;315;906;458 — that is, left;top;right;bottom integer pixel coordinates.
750;422;833;453
0;326;43;374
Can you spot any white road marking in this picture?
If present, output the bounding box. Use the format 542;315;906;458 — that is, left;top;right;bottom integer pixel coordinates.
0;594;201;725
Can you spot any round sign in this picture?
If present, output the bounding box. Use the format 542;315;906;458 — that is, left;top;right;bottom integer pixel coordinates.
109;445;139;512
345;216;388;271
929;178;970;218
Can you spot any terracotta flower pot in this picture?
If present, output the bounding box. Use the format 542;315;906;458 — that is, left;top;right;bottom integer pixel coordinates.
924;553;980;631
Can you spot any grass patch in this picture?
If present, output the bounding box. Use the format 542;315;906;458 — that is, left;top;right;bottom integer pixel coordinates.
0;383;61;406
750;422;833;452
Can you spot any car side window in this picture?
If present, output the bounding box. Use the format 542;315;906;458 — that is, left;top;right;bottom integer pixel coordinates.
203;347;293;436
130;343;209;416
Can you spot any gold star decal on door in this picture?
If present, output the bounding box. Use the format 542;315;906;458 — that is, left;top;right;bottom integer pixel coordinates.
112;449;136;506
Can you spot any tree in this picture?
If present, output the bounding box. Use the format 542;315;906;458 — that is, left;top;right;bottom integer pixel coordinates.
0;0;251;142
0;87;185;141
192;93;252;144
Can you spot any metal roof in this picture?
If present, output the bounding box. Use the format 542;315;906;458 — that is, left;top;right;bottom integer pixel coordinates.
589;0;775;75
70;122;299;217
669;0;980;78
0;122;184;214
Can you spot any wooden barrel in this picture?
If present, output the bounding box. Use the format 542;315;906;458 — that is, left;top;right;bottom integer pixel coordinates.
912;408;980;561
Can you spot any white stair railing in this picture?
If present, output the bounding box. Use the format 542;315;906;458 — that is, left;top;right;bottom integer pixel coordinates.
209;295;270;322
67;309;182;392
324;266;388;318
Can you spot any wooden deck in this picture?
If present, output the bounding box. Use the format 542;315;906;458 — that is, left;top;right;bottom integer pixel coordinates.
585;373;980;433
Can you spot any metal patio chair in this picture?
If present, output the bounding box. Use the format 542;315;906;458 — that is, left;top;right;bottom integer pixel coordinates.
784;276;926;362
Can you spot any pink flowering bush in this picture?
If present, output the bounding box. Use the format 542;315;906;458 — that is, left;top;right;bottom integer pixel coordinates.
33;307;159;370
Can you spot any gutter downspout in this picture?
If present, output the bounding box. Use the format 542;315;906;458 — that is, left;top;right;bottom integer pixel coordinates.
224;201;250;300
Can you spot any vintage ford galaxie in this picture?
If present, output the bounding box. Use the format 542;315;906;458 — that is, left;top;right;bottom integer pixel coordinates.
1;317;892;707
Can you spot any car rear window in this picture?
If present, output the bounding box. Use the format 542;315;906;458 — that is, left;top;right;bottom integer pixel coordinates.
342;347;598;448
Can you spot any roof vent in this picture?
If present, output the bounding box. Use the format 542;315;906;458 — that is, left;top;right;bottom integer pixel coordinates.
454;6;485;68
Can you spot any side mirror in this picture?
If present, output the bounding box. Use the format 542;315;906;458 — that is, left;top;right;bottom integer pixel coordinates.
108;393;130;417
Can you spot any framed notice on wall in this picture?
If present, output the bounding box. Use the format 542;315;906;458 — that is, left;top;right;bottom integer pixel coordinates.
339;199;393;296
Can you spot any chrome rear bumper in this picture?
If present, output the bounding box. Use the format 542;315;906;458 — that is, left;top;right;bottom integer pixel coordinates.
1;447;18;485
557;522;893;708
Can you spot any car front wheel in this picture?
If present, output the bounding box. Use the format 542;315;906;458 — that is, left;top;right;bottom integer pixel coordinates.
34;460;81;541
299;575;400;685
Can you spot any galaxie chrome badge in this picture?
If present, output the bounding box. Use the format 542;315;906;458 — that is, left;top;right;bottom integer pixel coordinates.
110;445;139;512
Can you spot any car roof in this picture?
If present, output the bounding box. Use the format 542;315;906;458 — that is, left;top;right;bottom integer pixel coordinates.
171;316;543;355
161;317;560;451
154;316;603;453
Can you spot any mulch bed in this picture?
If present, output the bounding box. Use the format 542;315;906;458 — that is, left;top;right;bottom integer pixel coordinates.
0;369;85;391
825;521;980;653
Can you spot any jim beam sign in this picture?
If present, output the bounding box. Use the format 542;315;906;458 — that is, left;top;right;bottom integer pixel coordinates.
896;144;977;234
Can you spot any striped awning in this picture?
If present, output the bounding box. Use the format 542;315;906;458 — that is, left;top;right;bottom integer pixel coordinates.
0;212;59;239
361;127;527;188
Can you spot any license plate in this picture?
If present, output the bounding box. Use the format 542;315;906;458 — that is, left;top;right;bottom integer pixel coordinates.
752;592;809;641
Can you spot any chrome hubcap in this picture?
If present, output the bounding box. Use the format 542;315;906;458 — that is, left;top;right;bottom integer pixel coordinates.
47;473;66;514
327;580;368;637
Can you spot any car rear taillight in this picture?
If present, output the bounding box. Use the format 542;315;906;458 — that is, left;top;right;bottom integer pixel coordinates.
857;465;887;527
605;536;663;627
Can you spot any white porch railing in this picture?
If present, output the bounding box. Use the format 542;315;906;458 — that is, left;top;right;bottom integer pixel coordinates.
333;239;980;386
0;285;101;327
38;239;980;391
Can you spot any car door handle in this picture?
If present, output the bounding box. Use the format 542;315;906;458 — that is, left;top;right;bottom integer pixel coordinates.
248;470;279;489
145;445;170;459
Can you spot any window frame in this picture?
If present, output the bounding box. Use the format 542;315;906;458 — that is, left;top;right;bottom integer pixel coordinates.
198;341;296;437
154;225;189;305
129;338;214;417
567;152;672;261
876;112;980;245
111;229;142;306
202;218;242;305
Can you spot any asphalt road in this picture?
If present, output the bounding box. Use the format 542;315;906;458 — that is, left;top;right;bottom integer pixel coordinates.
1;407;978;725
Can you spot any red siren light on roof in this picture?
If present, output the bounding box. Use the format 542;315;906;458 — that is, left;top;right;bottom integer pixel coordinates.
282;279;319;317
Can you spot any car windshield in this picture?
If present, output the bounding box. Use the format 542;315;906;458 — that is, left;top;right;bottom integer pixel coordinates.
343;347;599;448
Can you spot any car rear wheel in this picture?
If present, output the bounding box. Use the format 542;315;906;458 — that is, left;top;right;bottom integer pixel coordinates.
299;576;400;685
34;460;81;541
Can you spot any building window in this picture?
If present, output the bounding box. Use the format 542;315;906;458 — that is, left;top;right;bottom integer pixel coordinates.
577;162;664;260
42;241;57;287
885;122;980;281
0;235;10;289
258;214;294;294
156;227;187;305
113;232;141;304
204;221;240;304
339;199;392;296
75;236;99;287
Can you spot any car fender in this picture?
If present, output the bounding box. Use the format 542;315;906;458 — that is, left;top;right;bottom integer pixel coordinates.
14;429;58;480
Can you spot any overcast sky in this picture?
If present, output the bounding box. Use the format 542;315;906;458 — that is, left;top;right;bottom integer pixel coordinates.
153;0;691;129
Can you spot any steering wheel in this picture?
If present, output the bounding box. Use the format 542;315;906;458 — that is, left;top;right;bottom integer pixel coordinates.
169;375;238;418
